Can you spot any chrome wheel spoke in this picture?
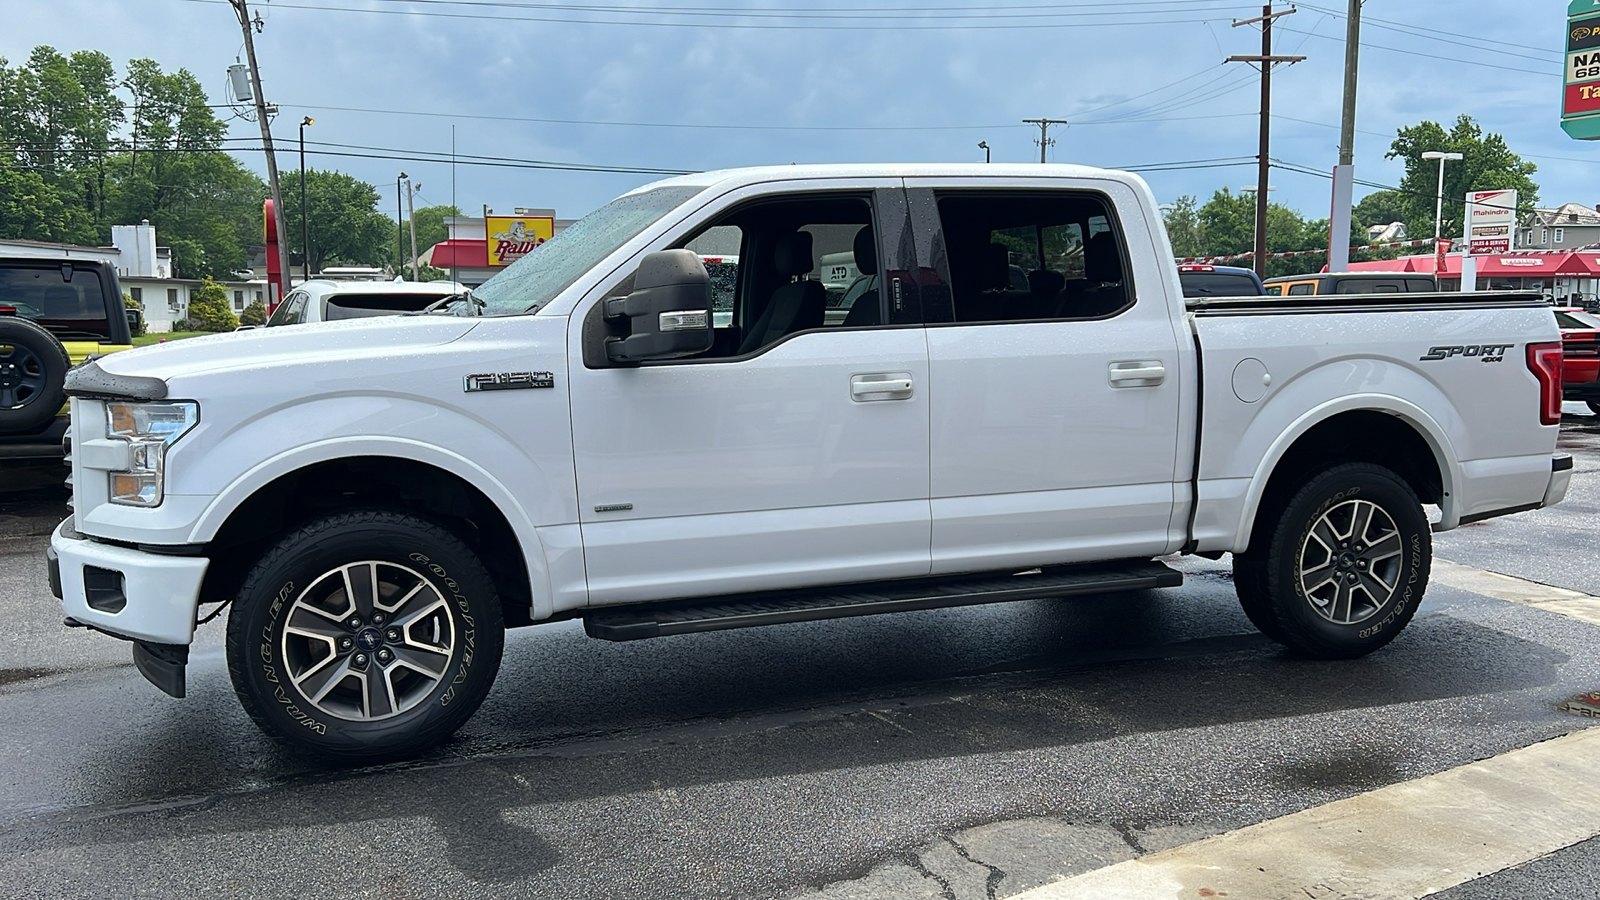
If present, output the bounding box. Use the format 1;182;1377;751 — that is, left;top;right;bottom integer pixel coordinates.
285;607;347;643
295;654;353;704
391;642;450;679
361;668;396;719
344;563;378;619
1365;531;1403;564
392;592;448;630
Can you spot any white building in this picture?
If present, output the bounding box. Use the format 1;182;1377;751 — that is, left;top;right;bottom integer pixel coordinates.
0;223;276;332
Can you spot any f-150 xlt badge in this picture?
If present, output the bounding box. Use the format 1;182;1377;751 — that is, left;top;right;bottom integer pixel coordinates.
463;371;555;392
1419;344;1512;363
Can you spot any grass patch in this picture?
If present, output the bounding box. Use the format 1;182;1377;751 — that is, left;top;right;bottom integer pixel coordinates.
132;331;210;347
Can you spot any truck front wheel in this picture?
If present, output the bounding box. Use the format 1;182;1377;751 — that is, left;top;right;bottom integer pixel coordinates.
226;510;504;763
1235;462;1430;659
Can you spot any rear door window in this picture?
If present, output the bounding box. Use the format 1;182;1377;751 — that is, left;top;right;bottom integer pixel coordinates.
1287;283;1316;296
266;290;309;326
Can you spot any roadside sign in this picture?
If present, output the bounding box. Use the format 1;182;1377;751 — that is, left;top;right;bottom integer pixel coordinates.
1564;0;1600;140
1463;190;1517;256
485;214;554;267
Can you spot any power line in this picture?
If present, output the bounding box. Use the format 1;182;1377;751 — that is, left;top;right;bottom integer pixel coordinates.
1277;27;1561;77
287;102;1018;132
1296;2;1559;58
169;0;1251;30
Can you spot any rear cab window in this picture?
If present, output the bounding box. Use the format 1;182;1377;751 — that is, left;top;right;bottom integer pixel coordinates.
0;264;115;342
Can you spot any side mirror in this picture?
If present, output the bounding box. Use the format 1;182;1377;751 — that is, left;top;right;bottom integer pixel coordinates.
604;249;713;364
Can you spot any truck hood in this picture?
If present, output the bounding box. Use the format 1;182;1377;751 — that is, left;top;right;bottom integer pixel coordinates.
90;316;480;388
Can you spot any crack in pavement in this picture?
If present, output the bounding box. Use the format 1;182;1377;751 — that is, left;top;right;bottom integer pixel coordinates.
945;836;1007;900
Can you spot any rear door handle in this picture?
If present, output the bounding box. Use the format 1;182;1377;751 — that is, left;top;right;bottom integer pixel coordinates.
851;372;914;401
1108;360;1166;387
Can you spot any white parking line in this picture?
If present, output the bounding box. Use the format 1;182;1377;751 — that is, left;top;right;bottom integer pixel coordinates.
1430;557;1600;628
1011;726;1600;900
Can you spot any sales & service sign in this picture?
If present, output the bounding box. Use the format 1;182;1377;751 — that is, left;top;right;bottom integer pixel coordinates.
1564;0;1600;139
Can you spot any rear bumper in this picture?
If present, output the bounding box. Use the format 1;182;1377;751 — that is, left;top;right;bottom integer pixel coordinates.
49;516;208;645
1545;453;1574;508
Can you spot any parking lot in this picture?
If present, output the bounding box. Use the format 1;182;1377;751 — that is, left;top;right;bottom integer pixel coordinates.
0;411;1592;899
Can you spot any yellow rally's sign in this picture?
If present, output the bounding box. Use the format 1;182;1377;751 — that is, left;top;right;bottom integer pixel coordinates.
486;215;554;267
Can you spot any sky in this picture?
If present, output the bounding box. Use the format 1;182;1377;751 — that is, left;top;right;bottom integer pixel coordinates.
1;0;1588;228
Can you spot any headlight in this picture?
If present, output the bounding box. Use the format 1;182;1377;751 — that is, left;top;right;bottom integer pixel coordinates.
105;401;198;507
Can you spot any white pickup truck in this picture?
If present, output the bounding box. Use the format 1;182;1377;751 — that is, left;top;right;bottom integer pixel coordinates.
49;164;1572;762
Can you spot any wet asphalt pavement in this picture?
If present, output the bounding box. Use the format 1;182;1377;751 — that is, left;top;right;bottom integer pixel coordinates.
0;411;1597;899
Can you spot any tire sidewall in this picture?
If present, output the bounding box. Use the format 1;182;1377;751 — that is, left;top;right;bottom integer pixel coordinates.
0;317;70;433
228;513;504;762
1268;465;1431;657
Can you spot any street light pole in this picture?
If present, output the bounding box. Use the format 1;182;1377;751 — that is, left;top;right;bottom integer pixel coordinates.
1422;151;1464;247
407;180;421;282
298;116;312;284
978;141;990;163
396;172;407;280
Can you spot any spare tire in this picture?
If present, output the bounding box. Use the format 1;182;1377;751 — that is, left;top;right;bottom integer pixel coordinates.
0;316;72;434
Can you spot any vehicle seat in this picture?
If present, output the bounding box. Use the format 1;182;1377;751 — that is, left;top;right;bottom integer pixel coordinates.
1023;269;1065;319
1066;232;1127;318
840;226;880;327
738;232;826;354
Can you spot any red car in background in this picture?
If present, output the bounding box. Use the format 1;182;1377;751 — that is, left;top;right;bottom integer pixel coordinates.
1556;306;1600;415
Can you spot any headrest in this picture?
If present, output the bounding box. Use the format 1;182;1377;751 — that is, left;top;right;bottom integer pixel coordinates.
853;226;878;276
1028;269;1065;296
774;232;814;277
42;285;81;316
984;242;1011;290
1085;232;1123;284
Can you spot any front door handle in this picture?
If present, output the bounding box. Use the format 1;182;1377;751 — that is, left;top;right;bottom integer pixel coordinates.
1109;360;1166;387
851;372;914;401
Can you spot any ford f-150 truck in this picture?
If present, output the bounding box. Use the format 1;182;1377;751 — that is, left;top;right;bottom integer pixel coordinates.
48;164;1572;762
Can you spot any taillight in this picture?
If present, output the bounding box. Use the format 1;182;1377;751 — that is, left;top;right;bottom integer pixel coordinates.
1526;342;1564;426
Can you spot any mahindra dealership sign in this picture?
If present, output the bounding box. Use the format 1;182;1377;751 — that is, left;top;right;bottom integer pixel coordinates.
1463;190;1517;256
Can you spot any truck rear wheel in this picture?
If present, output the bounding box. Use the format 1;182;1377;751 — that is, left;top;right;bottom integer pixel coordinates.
226;510;504;764
1236;462;1430;659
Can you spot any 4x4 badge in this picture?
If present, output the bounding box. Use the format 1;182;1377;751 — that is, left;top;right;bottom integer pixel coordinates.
463;371;555;392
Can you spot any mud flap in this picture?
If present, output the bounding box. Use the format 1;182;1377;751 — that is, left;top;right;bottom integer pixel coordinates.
133;640;188;698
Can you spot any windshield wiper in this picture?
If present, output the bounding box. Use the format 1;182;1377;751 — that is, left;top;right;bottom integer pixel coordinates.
411;289;485;317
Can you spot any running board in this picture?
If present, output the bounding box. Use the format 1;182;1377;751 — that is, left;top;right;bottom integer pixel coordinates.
582;559;1183;641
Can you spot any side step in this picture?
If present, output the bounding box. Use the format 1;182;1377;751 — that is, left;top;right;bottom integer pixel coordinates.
582;559;1183;641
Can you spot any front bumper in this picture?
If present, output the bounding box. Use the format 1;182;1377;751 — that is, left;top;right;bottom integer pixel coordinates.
48;517;208;645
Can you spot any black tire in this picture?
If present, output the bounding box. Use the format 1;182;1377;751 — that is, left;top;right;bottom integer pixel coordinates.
1238;462;1430;659
226;510;505;764
1231;551;1288;643
0;317;71;434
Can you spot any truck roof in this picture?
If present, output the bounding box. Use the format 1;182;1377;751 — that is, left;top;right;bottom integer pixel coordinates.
627;163;1144;196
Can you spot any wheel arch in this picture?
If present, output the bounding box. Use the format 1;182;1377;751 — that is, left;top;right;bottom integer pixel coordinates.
1235;398;1458;554
194;443;550;627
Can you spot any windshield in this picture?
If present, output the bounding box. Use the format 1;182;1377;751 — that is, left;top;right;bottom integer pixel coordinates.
472;185;706;316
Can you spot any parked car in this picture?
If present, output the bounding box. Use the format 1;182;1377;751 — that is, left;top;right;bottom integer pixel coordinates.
1177;264;1264;298
0;257;133;460
50;163;1570;762
1264;273;1439;296
264;279;469;326
1556;306;1600;415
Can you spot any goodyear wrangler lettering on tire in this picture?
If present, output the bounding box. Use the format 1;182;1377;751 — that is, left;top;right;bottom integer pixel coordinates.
1233;462;1431;659
227;511;504;764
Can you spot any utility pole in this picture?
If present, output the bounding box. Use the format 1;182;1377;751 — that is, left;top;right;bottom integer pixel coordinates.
298;116;312;283
406;179;421;281
396;172;407;280
1229;5;1304;279
1022;118;1069;163
1329;0;1362;272
228;0;290;304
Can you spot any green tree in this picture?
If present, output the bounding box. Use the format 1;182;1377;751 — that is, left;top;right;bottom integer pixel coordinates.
1162;195;1205;258
187;276;238;332
280;169;397;274
1353;190;1407;230
403;204;460;261
1386;116;1539;244
238;299;267;326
